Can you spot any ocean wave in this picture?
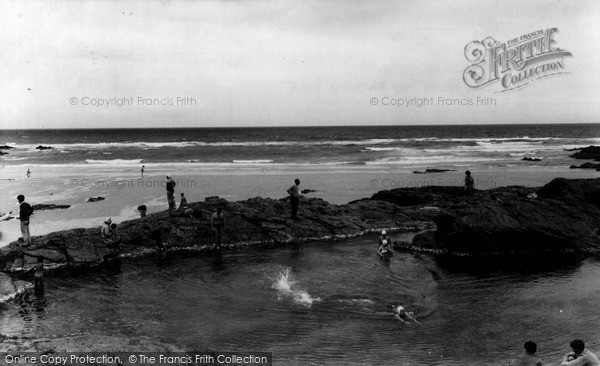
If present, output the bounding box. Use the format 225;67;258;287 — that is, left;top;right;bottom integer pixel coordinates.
85;159;145;164
2;136;576;151
232;160;274;164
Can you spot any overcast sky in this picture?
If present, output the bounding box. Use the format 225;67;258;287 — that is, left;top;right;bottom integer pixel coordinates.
0;0;599;129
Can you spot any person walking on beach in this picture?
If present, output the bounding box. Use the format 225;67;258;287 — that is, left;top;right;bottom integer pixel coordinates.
514;341;543;366
17;195;33;245
141;165;145;177
211;207;225;249
166;175;176;210
26;169;31;178
179;193;188;210
561;339;600;366
464;171;475;193
287;179;303;220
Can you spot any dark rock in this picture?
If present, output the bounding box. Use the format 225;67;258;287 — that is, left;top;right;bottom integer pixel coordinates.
0;145;14;150
403;178;600;257
570;146;600;160
0;195;428;271
301;189;318;194
35;145;53;150
569;162;600;170
522;157;542;162
0;151;8;156
86;197;105;202
31;204;70;211
3;178;600;272
413;169;455;174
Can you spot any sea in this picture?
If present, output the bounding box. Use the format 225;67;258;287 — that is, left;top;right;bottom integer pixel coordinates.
1;124;600;168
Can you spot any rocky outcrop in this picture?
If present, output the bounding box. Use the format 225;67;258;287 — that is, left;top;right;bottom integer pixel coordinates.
522;157;541;162
32;204;70;211
3;178;600;272
0;196;433;272
569;162;600;170
86;196;105;202
0;145;14;150
35;145;53;150
385;179;600;257
413;169;455;174
569;146;600;160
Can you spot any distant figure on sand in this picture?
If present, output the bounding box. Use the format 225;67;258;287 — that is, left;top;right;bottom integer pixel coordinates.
26;169;30;178
561;339;600;366
514;341;543;366
179;193;188;210
34;256;44;295
101;218;112;241
287;179;304;220
17;195;33;245
137;205;147;217
211;207;225;249
389;305;421;324
166;175;176;210
141;165;145;177
465;171;474;193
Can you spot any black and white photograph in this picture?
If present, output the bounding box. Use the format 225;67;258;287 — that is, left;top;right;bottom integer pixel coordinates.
1;0;600;365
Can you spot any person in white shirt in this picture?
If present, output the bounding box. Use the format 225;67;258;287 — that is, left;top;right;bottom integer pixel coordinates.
561;339;600;366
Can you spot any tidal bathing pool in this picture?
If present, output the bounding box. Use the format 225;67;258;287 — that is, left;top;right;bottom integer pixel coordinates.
2;235;600;365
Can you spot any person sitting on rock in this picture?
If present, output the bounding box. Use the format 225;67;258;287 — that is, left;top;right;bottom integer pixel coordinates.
388;304;421;324
179;193;188;210
514;341;543;366
137;205;147;218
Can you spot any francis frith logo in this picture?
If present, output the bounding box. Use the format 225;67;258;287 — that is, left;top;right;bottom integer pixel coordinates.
463;28;572;92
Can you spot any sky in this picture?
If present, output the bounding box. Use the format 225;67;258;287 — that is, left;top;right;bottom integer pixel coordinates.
0;0;599;129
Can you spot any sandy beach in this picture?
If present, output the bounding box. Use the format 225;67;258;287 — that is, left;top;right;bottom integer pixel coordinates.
1;163;599;247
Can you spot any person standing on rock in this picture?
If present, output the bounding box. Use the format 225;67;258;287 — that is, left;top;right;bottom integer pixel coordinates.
17;195;33;245
287;179;304;220
101;218;112;241
166;175;176;210
464;171;474;193
211;207;225;249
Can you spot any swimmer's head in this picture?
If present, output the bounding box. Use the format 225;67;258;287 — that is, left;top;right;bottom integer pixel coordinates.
381;230;386;235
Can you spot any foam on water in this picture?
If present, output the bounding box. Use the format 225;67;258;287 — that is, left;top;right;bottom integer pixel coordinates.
273;267;321;307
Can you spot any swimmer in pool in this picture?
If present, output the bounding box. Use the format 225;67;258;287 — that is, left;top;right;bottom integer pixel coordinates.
377;239;394;257
389;304;421;324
